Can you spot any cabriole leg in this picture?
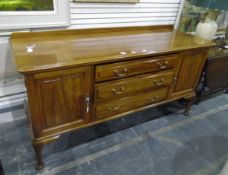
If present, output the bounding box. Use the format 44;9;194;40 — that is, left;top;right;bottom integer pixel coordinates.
32;142;44;170
184;97;197;116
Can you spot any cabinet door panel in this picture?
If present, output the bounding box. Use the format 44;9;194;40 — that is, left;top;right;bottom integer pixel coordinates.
37;67;91;131
174;51;206;93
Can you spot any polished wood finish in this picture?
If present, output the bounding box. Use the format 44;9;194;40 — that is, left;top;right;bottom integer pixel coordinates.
95;54;178;82
25;67;92;138
11;26;212;74
32;142;44;170
10;26;213;169
95;87;168;119
174;50;208;94
11;25;174;39
95;71;174;101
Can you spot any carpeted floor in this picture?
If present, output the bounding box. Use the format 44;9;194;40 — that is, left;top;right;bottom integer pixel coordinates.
0;94;228;175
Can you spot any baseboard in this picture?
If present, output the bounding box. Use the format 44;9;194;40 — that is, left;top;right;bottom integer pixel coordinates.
0;76;26;110
0;93;26;111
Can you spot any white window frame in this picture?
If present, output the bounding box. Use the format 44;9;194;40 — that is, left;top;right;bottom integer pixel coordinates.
0;0;70;30
175;0;186;29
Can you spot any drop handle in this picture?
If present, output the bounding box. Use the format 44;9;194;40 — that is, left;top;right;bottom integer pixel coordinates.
112;86;126;95
148;95;159;102
43;78;61;83
157;61;169;69
153;78;165;86
173;77;177;85
108;106;120;111
113;67;128;77
85;95;90;113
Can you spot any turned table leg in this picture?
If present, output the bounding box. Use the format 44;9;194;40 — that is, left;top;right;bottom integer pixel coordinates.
33;142;44;170
0;159;4;175
184;97;197;116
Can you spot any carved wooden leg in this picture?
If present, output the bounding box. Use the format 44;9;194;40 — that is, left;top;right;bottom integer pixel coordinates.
225;88;228;94
0;159;4;175
195;71;206;105
184;97;197;116
32;142;44;170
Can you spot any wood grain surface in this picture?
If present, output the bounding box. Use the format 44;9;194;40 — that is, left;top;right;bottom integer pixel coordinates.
10;26;213;74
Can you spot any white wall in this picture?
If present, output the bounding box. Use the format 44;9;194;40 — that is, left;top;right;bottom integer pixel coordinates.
0;37;19;79
69;0;180;29
0;37;25;108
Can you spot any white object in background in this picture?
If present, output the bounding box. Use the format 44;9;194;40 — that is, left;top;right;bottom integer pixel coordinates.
220;159;228;175
195;18;218;40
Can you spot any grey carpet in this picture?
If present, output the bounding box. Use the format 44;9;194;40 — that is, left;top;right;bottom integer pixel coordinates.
0;94;228;175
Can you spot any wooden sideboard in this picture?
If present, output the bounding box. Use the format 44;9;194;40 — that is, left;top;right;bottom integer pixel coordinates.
10;25;213;169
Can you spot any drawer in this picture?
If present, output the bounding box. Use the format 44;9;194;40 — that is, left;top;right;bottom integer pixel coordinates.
95;71;174;101
95;87;168;119
95;54;178;82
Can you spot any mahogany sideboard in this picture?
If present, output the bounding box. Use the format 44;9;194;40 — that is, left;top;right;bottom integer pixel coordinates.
10;25;213;169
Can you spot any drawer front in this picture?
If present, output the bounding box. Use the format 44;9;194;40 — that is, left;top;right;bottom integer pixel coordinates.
95;87;168;119
95;71;174;101
95;54;178;82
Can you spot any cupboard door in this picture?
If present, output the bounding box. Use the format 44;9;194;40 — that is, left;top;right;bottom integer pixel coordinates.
174;51;207;93
36;67;92;135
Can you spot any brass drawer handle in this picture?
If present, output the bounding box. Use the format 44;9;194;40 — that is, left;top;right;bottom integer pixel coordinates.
43;78;61;83
113;67;128;77
148;95;159;102
109;106;120;111
173;77;177;85
157;61;169;69
153;78;165;86
85;95;90;113
112;86;126;95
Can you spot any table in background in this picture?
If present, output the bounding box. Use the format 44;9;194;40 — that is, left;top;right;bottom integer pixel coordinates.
197;47;228;102
0;159;4;175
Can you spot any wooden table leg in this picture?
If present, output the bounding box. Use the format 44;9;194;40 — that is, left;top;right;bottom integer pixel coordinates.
32;142;44;170
195;71;206;105
184;97;197;116
0;159;4;175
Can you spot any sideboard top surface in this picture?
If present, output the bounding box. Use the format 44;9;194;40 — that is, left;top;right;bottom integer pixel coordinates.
209;47;228;59
10;26;213;74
